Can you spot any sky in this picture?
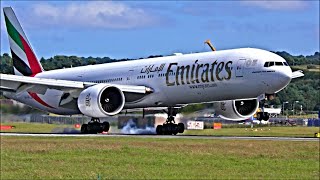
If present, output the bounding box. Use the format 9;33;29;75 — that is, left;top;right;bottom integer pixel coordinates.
0;1;319;59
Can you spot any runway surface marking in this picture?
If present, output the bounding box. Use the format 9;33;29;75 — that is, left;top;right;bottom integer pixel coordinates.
1;133;319;141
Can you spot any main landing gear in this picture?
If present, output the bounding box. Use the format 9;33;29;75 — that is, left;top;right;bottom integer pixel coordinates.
156;108;185;135
81;118;110;134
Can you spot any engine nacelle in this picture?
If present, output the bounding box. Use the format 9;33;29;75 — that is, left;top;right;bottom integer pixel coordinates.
78;84;125;117
214;99;259;120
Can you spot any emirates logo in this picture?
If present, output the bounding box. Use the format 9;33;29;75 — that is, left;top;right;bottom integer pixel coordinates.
220;102;226;111
85;93;91;107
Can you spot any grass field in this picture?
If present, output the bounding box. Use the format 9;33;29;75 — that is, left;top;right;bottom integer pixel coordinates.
184;127;320;137
0;122;72;133
1;122;319;137
0;136;319;179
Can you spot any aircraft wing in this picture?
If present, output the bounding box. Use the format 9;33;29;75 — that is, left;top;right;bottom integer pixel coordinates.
0;74;149;95
292;70;304;79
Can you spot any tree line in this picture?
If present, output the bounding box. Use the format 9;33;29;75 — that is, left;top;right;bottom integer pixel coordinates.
0;51;319;112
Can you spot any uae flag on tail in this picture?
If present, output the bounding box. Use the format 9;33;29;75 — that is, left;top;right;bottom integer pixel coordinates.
4;7;43;76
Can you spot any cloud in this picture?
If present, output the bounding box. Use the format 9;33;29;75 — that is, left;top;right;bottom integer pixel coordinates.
180;2;256;17
27;1;161;29
241;0;308;10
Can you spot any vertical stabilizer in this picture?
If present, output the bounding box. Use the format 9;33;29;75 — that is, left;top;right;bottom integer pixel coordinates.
3;7;43;76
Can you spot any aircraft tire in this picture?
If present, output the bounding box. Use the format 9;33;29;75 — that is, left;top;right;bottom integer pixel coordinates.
178;123;185;133
102;121;110;132
162;124;170;135
263;112;270;121
81;124;88;134
156;125;163;135
171;124;177;135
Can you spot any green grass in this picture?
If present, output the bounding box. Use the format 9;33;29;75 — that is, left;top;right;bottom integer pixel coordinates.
0;136;319;179
184;127;320;137
0;122;76;133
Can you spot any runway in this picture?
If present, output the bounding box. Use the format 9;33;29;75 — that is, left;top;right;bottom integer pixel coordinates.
1;132;319;141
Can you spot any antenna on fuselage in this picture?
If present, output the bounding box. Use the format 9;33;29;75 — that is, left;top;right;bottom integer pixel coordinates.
204;39;216;51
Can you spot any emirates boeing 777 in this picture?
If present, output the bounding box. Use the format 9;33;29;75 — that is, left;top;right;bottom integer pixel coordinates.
0;7;304;134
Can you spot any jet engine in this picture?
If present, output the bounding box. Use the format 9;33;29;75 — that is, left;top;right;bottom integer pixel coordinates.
213;99;259;120
78;84;125;117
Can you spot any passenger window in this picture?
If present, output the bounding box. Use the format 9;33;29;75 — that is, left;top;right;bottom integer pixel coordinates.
275;62;283;66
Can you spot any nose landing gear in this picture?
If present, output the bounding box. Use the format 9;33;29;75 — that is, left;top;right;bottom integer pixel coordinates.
81;118;110;134
256;112;270;121
156;107;185;135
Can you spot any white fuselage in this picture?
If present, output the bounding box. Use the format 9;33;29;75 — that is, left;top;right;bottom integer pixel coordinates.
5;48;292;115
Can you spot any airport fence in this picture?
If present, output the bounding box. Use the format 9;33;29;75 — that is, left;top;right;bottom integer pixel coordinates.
29;115;89;125
0;114;118;125
28;115;118;125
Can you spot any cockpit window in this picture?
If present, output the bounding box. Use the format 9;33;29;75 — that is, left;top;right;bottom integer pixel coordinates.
264;61;288;67
269;62;275;66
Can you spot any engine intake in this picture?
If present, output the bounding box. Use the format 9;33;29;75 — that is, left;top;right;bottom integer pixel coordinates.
234;99;258;116
214;99;259;120
78;84;125;117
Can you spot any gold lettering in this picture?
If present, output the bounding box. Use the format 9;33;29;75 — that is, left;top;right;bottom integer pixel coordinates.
201;63;210;83
196;63;203;83
191;60;198;84
215;62;224;81
225;61;232;80
210;60;218;81
166;63;177;86
176;65;190;85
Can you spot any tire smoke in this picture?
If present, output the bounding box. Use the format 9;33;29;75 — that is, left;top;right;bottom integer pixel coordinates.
121;119;156;134
51;127;80;134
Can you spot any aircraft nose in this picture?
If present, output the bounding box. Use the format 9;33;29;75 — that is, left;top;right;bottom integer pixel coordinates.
278;69;292;84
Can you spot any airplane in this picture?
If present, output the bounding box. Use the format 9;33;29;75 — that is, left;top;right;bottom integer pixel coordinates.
0;7;304;135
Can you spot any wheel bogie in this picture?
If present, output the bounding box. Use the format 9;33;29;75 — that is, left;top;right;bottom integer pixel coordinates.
81;120;110;134
156;123;184;135
256;112;270;121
